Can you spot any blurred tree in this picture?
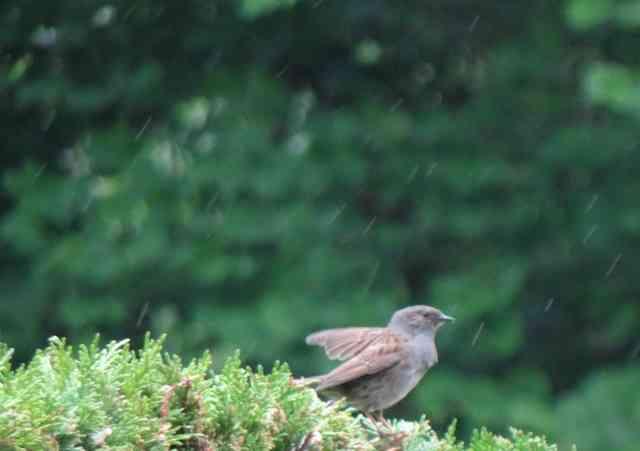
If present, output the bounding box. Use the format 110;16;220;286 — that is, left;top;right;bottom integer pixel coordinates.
567;0;640;117
555;366;640;451
1;0;639;445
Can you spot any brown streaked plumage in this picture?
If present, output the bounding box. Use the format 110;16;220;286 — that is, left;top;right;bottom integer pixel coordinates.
305;305;454;418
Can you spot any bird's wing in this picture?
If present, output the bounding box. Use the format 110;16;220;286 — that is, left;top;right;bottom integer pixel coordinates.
305;327;386;361
314;330;407;390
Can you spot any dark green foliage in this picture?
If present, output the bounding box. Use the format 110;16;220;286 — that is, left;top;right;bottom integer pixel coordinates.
555;366;640;451
567;0;640;118
1;0;639;449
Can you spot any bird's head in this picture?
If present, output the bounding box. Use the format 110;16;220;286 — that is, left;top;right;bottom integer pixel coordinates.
388;305;454;337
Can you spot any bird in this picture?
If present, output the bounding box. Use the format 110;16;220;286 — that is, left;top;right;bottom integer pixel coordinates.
304;305;454;425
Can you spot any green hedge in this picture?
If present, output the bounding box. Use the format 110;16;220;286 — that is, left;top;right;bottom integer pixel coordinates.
0;336;565;450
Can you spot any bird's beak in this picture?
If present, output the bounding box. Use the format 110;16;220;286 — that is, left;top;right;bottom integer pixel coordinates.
439;313;455;322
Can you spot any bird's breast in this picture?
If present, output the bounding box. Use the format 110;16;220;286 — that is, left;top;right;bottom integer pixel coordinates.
410;335;438;370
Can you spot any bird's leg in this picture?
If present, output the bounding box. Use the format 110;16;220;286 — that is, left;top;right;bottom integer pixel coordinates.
364;411;378;426
376;410;393;430
363;411;387;435
370;414;387;436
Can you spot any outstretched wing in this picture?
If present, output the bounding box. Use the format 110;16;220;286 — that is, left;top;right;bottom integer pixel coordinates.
313;330;407;390
305;327;386;361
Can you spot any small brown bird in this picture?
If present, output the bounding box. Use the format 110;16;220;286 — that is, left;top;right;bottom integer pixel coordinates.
305;305;454;424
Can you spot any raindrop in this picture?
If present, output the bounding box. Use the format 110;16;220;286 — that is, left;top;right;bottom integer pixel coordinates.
472;322;485;347
362;261;380;295
390;99;404;112
585;194;599;213
276;64;290;79
604;253;622;278
544;298;554;312
327;203;347;225
468;16;480;32
135;116;152;141
407;165;420;183
33;163;48;179
362;217;376;235
583;225;598;244
136;301;150;328
426;162;438;176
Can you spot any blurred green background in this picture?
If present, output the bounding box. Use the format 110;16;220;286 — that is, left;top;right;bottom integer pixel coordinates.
2;0;639;449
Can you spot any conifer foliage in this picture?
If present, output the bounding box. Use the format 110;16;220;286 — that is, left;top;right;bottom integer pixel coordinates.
0;336;561;450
